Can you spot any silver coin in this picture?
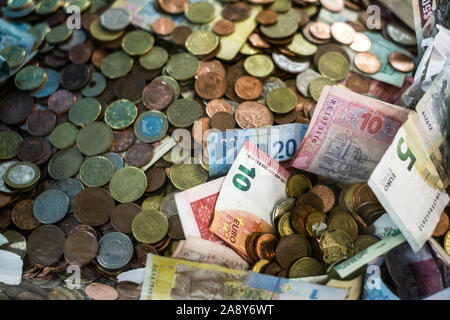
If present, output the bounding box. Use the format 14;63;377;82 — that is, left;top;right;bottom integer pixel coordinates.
33;189;70;224
58;29;87;51
100;8;132;31
160;193;179;218
271;197;296;227
0;161;18;193
51;178;84;212
272;52;310;73
296;69;320;98
96;232;133;270
5;162;40;188
102;152;124;172
0;230;27;258
386;22;416;46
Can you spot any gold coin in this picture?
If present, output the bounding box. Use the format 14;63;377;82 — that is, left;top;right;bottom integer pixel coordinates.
132;210;168;244
109;166;147;203
320;229;354;265
277;212;295;238
327;211;358;241
141;195;164;212
285;174;311;198
185;30;219;56
251;259;270;273
121;30;155;56
244;54;274;78
305;211;327;237
288;257;324;278
354;235;379;254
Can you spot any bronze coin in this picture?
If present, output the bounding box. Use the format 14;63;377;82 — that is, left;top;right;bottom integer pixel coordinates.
245;232;262;262
309;21;331;40
388;52;415;73
196;59;226;79
114;74;146;101
275;234;310;269
291;204;315;235
297;192;325;212
354;52;381;74
309;185;335;213
27;225;65;266
205;99;231;118
171;26;193;46
110;203;141;234
26;109;56;137
0;194;11;210
0;91;33;125
255;233;278;260
256;10;278;25
168;215;185;240
210;111;236;131
17;137;47;163
302;22;330;45
92;49;109;69
81;11;98;30
124;143;153;167
158;0;188;14
48;89;77;114
212;19;235;36
346;73;371;94
352;183;378;210
85;283;118;300
235;101;274;129
116;281;140;300
72;187;115;227
60;63;91;91
110;127;135;152
131;243;158;268
142;80;174;110
0;209;12;229
152;17;176;36
432;212;449;237
64;228;98;266
69;43;93;64
12;199;41;230
194;72;226;100
225;61;246;101
263;261;284;276
221;2;251;21
145;166;166;192
248;33;271;48
274;109;297;125
313;44;350;67
57;214;81;235
234;75;263;100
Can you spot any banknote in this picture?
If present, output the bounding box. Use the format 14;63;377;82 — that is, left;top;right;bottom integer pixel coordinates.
140;254;348;300
326;273;364;300
210;141;290;261
378;0;415;30
368;112;449;252
206;123;308;176
141;136;177;171
290;85;410;184
171;237;249;270
174;178;225;243
361;256;400;300
0;250;23;285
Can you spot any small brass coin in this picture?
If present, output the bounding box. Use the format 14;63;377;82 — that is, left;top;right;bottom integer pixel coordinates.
285;174;312;198
288;257;324;278
0;131;23;160
166;52;199;81
101;51;133;79
132;210;168;244
244;54;274;78
185;31;219;56
80;156;115;187
90;18;124;42
318;51;350;81
68;97;102;126
109;166;147;203
139;46;168;71
266;87;296;114
169;160;208;191
50;122;79;149
104;99;137;130
0;45;26;69
185;1;215;24
76;122;113;156
309;76;336;101
121;30;155;56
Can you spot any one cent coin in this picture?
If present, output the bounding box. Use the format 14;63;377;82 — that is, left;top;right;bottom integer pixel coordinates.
72;187;115;226
388;52;415;73
12;199;41;230
142;80;174;110
212;19;235;36
205;99;231;117
354;52;381;74
346;73;371;94
85;283;118;300
234;76;263;100
152;17;176;36
256;10;278;25
124;143;153;168
110;203;141;234
194;72;226;100
26;109;56;137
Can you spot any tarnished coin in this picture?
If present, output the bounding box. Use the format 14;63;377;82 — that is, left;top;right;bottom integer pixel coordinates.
168;215;185;240
100;8;131;31
275;234;310;269
110;128;135;152
320;229;354;265
286;174;312;198
305;211;327;238
12;199;40;230
48;89;76;115
27;225;65;266
69;97;101;126
134;110;168;143
145;166;167;193
0;91;33;125
354;235;379;254
272;197;296;226
346;73;371;94
194;72;226;100
81;72;107;97
122;30;155;56
327;211;358;241
97;232;133;269
255;233;278;260
48;148;83;180
64;227;98;266
73;187;115;226
210;112;236;131
139;46;168;71
80;156;115;187
288;257;324;278
15;65;47;91
132;210;169;244
124;143;153;168
111;203;141;234
76;121;113;156
309;185;335;212
142;80;174;110
0;230;26;258
185;1;215;24
4;161;40;190
60;63;91;91
26;109;56;137
0;131;22;160
167;98;202;128
354;52;381;74
169;161;208;191
109;166;147;203
33;189;69;224
51;178;84;212
104;99;137;130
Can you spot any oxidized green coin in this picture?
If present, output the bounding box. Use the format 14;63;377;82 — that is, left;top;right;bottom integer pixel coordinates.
169;159;208;190
287;33;317;56
131;210;168;244
318;51;350;81
50;122;78;149
45;24;72;44
90;18;124;42
185;31;219;56
141;195;163;211
4;161;40;190
244;54;274;78
167;98;202;128
260;10;299;39
266;87;296;114
35;0;61;15
185;2;215;24
14;65;47;91
309;76;336;101
76;121;113;156
121;30;155;56
0;131;23;159
166;52;199;81
48;148;83;180
134;110;168;143
68;97;101;126
7;0;33;10
80;156;114;187
109;166;147;203
101;51;133;79
139;46;168;71
28;26;47;50
0;45;25;69
104;99;137;130
80;72;106;97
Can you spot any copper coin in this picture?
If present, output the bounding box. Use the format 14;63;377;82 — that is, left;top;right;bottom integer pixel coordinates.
344;0;360;10
73;187;115;227
0;91;33;125
225;60;246;100
235;101;274;129
171;26;192;46
263;261;284;276
145;166;166;192
297;192;325;212
152;17;175;36
432;212;449;237
354;52;381;74
26;109;56;137
210;112;236;131
57;214;81;235
194;72;226;100
27;225;65;266
0;209;12;229
275;234;310;269
212;19;235;36
234;76;263;100
302;23;330;45
72;224;98;240
64;228;98;266
110;203;141;234
248;33;271;48
17;137;46;162
85;283;118;300
125;143;153;167
291;204;315;235
48;89;76;114
346;73;371;94
114;74;146;101
196;59;226;79
309;185;335;212
255;233;278;260
142;80;174;110
352;183;378;209
110;127;135;152
309;21;331;40
274;109;297;124
168;215;185;240
205;99;231;118
116;281;140;300
131;243;158;268
69;43;93;64
192;117;210;144
153;234;172;251
388;52;415;73
12;199;41;230
60;63;91;91
158;0;188;14
320;0;344;12
81;11;98;30
256;10;278;25
330;21;356;44
221;2;251;21
245;232;262;262
92;49;108;69
0;194;11;209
